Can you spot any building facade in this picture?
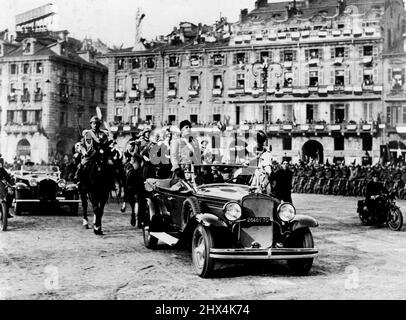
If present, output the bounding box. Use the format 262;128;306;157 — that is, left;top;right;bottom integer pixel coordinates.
0;30;108;164
106;0;406;164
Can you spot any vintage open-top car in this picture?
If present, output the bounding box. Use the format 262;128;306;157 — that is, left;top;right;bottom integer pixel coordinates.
142;164;319;278
12;164;81;215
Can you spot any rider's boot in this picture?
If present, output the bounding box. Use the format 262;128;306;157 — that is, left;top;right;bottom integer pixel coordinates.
93;226;103;235
82;218;89;229
120;202;126;213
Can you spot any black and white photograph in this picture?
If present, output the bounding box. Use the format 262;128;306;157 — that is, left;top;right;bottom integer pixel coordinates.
0;0;406;306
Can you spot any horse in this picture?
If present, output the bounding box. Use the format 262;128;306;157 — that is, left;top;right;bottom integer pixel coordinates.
82;157;112;235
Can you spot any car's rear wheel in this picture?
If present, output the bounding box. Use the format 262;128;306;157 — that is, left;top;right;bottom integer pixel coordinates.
0;201;8;231
142;200;158;249
387;207;403;231
286;228;314;276
192;225;215;278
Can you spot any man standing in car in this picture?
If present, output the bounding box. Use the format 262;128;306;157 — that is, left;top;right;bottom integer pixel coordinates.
271;160;293;203
170;120;201;185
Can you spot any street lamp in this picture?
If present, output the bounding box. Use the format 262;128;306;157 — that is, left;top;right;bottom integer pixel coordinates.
251;59;284;134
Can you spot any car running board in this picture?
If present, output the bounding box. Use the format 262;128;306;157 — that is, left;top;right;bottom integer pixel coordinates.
150;232;179;246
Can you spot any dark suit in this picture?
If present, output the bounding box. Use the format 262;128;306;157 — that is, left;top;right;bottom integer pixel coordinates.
271;168;293;203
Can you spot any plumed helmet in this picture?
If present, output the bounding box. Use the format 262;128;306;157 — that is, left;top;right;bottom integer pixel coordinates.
90;116;101;124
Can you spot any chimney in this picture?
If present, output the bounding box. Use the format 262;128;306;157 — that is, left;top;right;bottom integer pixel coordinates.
240;9;248;23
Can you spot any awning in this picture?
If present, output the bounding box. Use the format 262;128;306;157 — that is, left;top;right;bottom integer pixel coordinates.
301;30;310;37
343;29;352;36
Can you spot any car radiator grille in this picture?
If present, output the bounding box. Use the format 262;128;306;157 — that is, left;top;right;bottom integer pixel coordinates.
239;196;274;248
38;179;57;201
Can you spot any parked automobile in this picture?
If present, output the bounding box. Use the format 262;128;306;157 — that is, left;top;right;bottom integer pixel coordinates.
12;164;80;215
142;164;319;278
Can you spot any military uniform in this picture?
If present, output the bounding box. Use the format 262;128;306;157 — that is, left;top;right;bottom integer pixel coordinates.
170;136;201;172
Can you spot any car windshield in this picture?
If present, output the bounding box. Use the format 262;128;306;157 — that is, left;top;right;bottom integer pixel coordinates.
19;165;60;175
193;164;256;186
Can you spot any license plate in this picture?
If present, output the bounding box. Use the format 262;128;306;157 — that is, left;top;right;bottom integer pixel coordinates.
245;217;272;225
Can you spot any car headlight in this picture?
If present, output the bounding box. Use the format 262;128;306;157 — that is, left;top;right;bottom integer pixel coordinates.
277;203;296;222
58;179;66;189
223;202;242;221
29;179;38;187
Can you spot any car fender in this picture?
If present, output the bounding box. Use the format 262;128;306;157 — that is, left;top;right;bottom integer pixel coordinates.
15;182;29;190
291;214;318;231
195;213;229;229
65;184;78;191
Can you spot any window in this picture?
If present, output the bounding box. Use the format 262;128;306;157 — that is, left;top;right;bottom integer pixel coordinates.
391;68;404;89
363;45;373;56
284;72;293;87
362;136;372;151
114;107;123;122
213;75;223;89
116;79;124;92
363;103;374;122
91;88;95;102
190;54;200;67
10;64;17;75
131;78;139;91
7;110;15;123
334;47;345;58
363;69;374;85
260;51;270;64
283;50;294;62
190;114;198;124
100;90;105;103
234;52;246;65
309;71;319;86
282;137;292;150
236;74;245;88
131;58;140;69
168;115;176;124
306;104;314;123
213;114;221;122
117;58;125;70
169;55;179;67
190;76;200;90
168;76;177;90
34;82;42;93
35;110;42;123
146;115;153;122
283;104;293;122
335;70;345;86
211;53;225;66
147;77;155;90
91;73;96;83
306;49;320;60
22;110;27;123
334;136;344;150
10;83;15;93
36;62;43;73
23;63;30;74
146;57;155;69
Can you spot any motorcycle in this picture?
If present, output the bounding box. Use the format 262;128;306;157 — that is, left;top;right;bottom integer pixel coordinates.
357;192;404;231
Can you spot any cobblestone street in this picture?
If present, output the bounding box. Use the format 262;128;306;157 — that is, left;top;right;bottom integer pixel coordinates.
1;193;406;300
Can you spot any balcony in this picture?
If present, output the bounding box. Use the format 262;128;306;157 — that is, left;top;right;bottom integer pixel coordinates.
168;89;177;98
115;91;126;100
362;83;374;92
308;58;319;66
333;57;344;65
251;88;263;97
212;88;222;97
128;90;141;102
268;32;277;40
291;31;300;40
354;85;363;95
332;30;341;37
228;89;236;97
277;32;286;39
308;86;318;93
318;30;328;38
34;92;43;102
21;93;30;103
4;123;40;134
8;94;17;102
188;88;199;98
144;88;155;99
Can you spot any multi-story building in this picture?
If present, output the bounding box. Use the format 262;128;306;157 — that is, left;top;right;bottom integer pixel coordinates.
106;0;406;164
0;30;108;163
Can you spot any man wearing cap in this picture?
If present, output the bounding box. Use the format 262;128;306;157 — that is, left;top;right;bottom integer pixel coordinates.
74;116;113;188
170;120;201;184
365;171;388;214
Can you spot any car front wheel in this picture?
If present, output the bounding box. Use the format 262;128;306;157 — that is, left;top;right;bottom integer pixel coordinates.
192;225;215;278
0;201;8;231
286;228;314;276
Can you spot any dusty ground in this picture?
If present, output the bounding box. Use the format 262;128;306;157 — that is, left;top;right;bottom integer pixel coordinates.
1;193;406;300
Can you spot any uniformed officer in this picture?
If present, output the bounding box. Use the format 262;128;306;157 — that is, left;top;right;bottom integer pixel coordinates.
250;151;273;196
74;116;113;187
170;120;201;185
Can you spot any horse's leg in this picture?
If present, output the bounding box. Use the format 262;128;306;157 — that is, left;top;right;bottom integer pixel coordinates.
129;196;136;227
81;187;89;229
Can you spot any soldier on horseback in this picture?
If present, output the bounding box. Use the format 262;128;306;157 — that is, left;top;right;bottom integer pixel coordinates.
75;115;113;235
